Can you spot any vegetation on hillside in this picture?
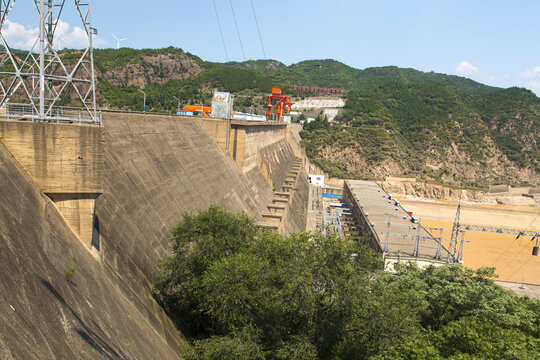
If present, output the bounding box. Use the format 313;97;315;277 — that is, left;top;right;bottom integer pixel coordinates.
89;49;501;113
154;206;540;360
228;60;496;93
300;82;539;187
92;47;271;112
42;47;540;185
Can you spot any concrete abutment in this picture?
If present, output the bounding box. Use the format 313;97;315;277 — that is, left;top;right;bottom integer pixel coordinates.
0;120;103;249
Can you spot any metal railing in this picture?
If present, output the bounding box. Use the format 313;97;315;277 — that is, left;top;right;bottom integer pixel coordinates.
0;104;101;125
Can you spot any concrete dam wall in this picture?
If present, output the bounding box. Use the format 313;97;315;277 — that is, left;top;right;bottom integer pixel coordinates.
0;111;308;358
0;142;181;359
96;112;307;301
96;113;269;294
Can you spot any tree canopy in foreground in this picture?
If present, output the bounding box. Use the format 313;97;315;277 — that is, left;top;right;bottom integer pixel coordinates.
153;205;540;360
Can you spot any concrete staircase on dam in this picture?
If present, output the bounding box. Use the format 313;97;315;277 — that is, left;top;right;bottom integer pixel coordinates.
259;158;305;233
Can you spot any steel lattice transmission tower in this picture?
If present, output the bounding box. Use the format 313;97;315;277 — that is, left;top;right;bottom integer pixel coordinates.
448;202;462;262
0;0;99;123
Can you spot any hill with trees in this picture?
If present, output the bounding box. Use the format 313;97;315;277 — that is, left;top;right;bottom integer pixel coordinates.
85;48;502;113
49;47;540;186
300;83;539;187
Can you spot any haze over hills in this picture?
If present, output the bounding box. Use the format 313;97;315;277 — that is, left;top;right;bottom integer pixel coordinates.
64;47;540;187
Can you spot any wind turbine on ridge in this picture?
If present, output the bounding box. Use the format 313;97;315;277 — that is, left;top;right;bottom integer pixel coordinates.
112;34;128;49
55;34;69;50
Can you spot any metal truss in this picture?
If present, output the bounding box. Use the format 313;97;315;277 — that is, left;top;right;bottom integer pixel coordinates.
459;224;538;238
379;231;463;264
0;0;99;124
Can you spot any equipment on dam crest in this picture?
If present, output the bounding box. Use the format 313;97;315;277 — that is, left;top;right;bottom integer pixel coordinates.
343;180;456;269
184;105;212;117
211;91;234;119
178;90;268;122
266;87;294;122
0;0;100;124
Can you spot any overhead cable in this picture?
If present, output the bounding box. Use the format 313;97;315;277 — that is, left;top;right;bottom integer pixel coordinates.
212;0;229;61
229;0;246;60
250;0;266;59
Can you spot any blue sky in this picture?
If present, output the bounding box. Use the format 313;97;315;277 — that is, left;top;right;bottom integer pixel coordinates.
4;0;540;93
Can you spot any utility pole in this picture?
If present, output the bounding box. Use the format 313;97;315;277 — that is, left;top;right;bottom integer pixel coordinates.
173;95;181;113
0;0;99;123
448;202;461;263
138;89;146;112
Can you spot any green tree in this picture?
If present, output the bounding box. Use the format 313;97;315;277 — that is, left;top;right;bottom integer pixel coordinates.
154;207;540;360
179;327;265;360
371;264;540;360
153;205;260;336
154;206;382;359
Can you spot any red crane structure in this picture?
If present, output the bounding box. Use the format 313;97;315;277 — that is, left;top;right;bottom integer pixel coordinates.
266;87;294;122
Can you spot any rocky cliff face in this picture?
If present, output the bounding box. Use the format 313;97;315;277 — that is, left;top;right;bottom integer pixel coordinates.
379;178;539;206
96;51;202;88
379;178;490;202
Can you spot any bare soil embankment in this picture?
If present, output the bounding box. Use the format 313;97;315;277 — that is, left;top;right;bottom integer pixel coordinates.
380;177;539;206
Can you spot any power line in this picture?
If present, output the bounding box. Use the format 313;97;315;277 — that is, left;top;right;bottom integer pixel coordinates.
250;0;266;59
489;235;520;268
505;255;534;281
524;213;539;232
496;239;529;276
212;0;229;62
488;213;539;269
500;215;540;279
229;0;246;61
529;69;540;90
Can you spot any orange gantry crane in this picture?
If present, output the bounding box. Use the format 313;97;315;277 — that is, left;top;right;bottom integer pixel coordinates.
184;105;212;117
266;87;294;122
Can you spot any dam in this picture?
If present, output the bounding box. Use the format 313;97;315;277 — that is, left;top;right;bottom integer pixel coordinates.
1;112;538;358
0;112;308;359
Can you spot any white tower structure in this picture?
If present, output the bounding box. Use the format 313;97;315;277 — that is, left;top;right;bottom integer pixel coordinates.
0;0;99;123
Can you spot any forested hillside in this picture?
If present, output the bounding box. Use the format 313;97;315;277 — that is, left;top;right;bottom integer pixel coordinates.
92;47;271;112
301;83;539;187
88;48;501;113
51;47;540;186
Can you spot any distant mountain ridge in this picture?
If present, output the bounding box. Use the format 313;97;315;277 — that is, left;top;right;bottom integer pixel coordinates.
225;59;497;93
79;47;503;112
